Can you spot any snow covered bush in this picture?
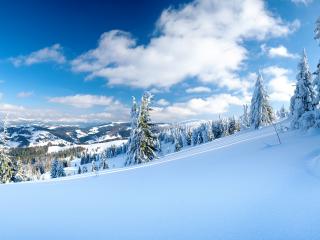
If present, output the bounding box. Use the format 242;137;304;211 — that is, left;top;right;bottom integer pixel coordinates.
296;109;320;130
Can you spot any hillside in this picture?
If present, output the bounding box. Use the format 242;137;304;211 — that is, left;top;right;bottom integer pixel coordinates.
1;125;320;239
4;122;131;148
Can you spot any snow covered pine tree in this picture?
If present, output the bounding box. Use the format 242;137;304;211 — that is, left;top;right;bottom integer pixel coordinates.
0;115;23;183
50;159;66;178
125;97;139;165
240;104;250;129
290;49;316;129
314;17;320;107
126;92;157;165
250;72;274;129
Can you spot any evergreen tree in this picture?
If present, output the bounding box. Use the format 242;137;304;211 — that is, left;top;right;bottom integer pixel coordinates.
50;159;65;178
0;116;17;183
91;160;97;172
314;62;320;106
212;118;226;138
314;18;320;106
125;97;139;165
277;105;289;119
228;116;237;135
126;92;157;165
102;159;109;170
192;127;200;145
290;49;316;128
240;104;250;129
250;72;274;129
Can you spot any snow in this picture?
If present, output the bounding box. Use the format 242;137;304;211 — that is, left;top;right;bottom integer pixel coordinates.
75;129;87;138
88;127;99;134
84;134;119;144
63;166;78;176
1;125;320;239
28;130;70;147
47;139;127;154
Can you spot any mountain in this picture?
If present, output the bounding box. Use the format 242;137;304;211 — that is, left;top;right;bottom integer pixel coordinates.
5;122;131;148
1;125;320;239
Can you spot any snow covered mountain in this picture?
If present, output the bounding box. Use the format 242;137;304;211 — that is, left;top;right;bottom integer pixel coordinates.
4;122;131;147
2;125;320;239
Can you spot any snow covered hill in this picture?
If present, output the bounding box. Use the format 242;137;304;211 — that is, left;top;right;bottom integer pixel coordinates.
4;122;131;147
1;125;320;240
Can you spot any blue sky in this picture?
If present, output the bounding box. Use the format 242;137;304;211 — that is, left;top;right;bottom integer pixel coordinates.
0;0;319;124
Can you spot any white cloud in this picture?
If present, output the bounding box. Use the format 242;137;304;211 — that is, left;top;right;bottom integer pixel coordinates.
71;0;297;91
0;102;130;124
152;94;244;122
156;99;170;106
186;86;211;93
261;44;298;59
291;0;313;5
17;91;33;98
48;94;118;108
10;44;66;67
262;66;295;102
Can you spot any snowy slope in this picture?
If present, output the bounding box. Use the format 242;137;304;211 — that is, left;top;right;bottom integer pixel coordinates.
1;126;320;240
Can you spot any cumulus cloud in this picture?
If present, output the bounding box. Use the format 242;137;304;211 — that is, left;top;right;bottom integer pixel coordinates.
186;86;211;93
48;94;117;108
0;102;130;124
262;66;295;102
156;99;170;106
152;94;244;122
10;44;66;67
17;91;33;98
71;0;297;90
261;44;298;59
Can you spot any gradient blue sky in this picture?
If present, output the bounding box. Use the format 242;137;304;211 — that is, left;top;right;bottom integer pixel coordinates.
0;0;319;124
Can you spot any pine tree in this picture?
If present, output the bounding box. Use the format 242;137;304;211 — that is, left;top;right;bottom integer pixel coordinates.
50;159;65;178
240;104;250;128
314;17;320;106
250;72;274;129
278;105;289;119
0;116;17;183
91;160;97;172
125;97;139;165
290;49;316;128
228;116;236;135
102;159;109;169
313;61;320;107
50;159;59;178
57;161;65;177
212;118;226;138
126;92;157;165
